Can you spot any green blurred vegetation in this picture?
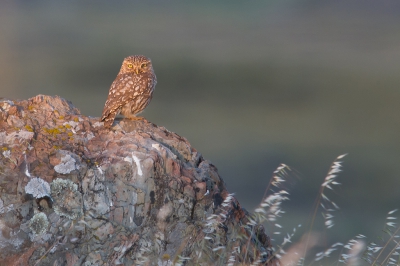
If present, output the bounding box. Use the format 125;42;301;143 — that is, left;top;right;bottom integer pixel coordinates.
1;0;400;248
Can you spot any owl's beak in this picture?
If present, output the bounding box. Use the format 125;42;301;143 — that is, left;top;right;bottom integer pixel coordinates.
134;67;139;74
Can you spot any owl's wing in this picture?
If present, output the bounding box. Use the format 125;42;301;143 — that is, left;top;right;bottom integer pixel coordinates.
101;74;135;126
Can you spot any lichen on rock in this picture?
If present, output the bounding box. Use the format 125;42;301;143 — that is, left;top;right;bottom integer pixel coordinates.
28;212;49;237
54;150;79;174
51;178;83;220
25;177;51;199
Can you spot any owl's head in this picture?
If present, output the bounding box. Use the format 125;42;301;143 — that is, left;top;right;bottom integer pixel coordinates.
119;55;154;75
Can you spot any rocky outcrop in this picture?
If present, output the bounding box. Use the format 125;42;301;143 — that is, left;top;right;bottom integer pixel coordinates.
0;95;278;265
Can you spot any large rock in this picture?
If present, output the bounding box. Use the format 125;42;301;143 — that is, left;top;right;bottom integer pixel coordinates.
0;95;278;265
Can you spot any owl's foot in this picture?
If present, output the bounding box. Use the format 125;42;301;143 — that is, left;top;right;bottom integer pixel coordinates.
127;116;145;121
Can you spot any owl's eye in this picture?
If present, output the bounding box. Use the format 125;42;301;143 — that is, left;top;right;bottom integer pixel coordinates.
127;64;133;68
141;63;147;68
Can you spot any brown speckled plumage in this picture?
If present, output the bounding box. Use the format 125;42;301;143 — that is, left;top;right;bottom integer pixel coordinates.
101;55;157;128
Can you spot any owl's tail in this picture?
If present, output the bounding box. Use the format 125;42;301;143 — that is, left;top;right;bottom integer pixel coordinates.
101;111;116;128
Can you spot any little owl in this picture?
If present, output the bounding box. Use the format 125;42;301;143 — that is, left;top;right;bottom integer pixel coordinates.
101;55;157;128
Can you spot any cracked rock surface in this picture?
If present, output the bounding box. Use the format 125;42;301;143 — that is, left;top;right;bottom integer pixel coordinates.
0;95;278;265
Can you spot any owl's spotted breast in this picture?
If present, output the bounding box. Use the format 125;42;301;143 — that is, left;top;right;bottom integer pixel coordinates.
101;55;157;128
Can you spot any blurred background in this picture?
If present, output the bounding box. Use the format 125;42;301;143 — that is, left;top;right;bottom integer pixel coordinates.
1;0;400;256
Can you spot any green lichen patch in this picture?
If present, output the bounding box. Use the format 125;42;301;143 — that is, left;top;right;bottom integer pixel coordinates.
24;125;34;132
42;127;62;136
29;212;49;236
51;178;83;220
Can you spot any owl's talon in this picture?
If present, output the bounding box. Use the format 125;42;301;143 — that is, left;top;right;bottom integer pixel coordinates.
127;117;144;121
